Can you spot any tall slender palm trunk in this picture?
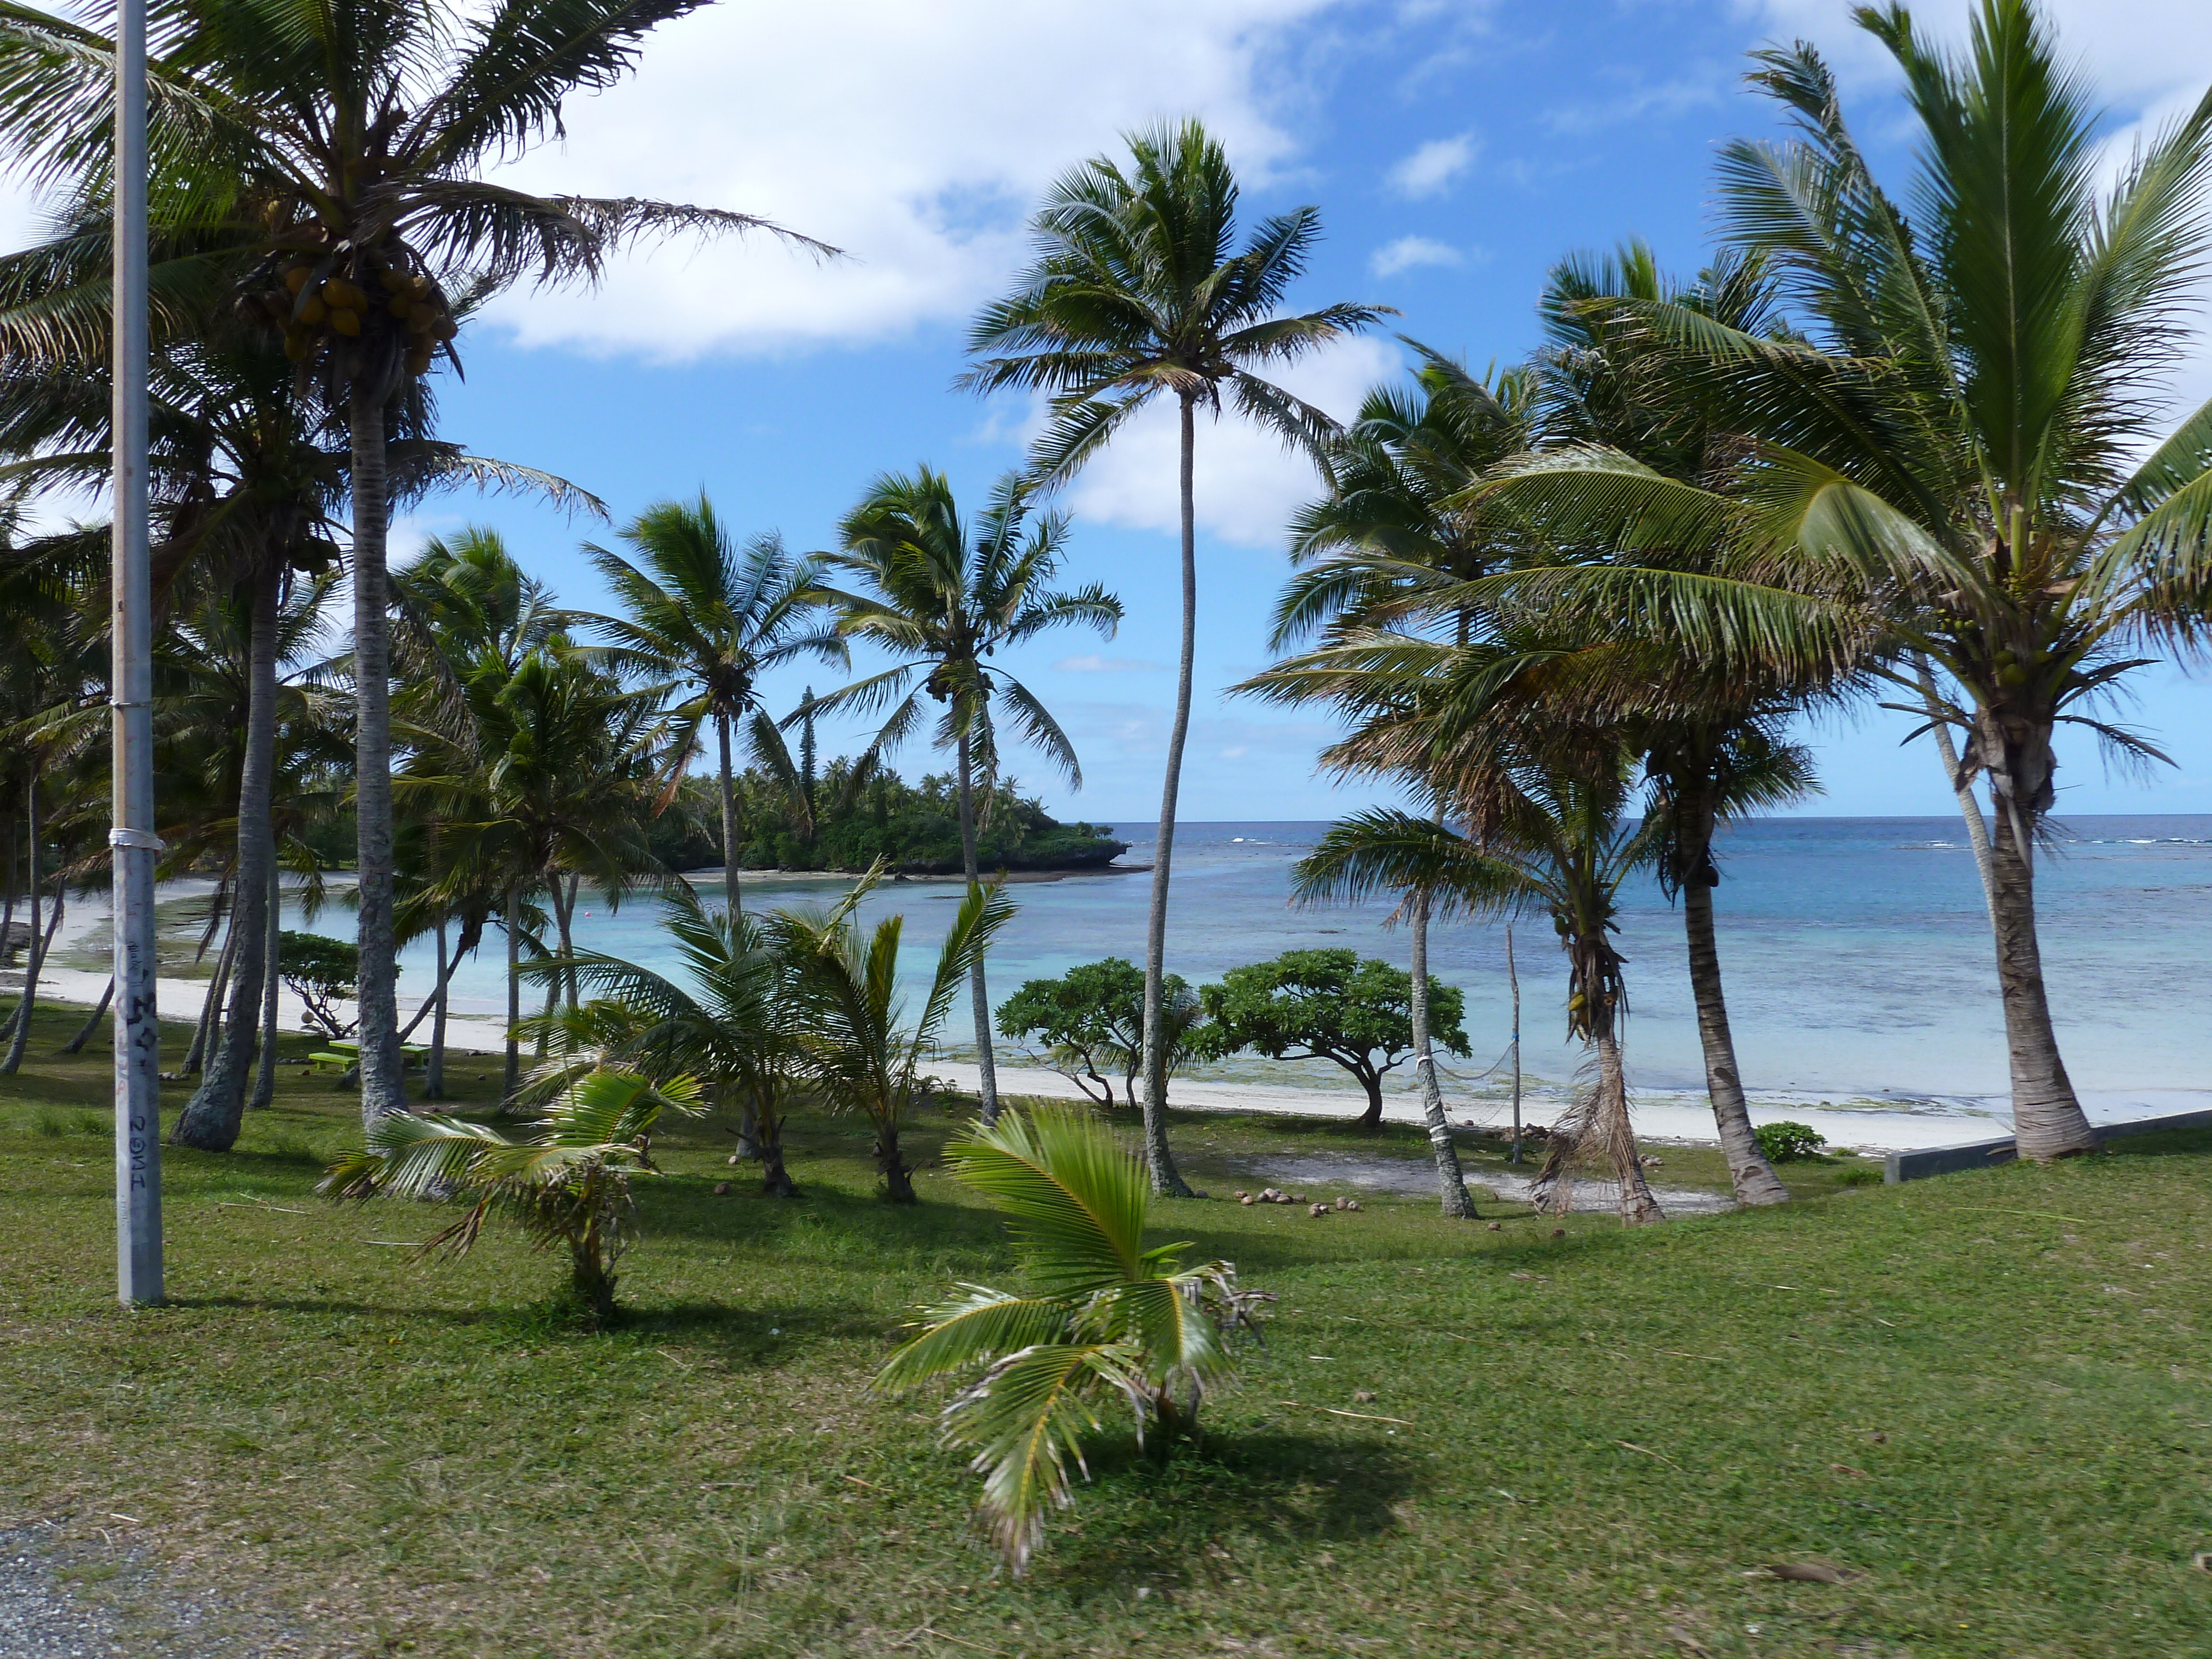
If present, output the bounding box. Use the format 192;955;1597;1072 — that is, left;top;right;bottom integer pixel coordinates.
1672;778;1788;1206
1139;396;1198;1197
426;917;448;1099
1505;926;1523;1164
350;385;405;1123
1987;805;2094;1160
715;711;743;917
0;767;39;1074
1408;889;1473;1217
955;728;1001;1125
175;564;281;1150
182;915;237;1076
502;880;521;1101
63;976;114;1055
250;857;281;1111
1915;656;1996;916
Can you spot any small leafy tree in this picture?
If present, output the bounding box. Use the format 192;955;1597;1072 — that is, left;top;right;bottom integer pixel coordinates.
279;931;359;1039
875;1107;1265;1573
997;957;1202;1107
319;1068;700;1327
1194;948;1467;1126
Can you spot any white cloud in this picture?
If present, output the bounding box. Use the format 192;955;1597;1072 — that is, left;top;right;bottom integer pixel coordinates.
1370;234;1465;277
1046;334;1406;549
1386;132;1479;198
1055;654;1168;673
480;1;1349;361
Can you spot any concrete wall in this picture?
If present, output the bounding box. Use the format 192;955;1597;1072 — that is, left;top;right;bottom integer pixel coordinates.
1885;1108;2212;1183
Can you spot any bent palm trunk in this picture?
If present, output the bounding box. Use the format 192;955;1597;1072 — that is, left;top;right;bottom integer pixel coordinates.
1987;807;2094;1160
1682;874;1788;1204
350;385;405;1123
1671;782;1788;1206
1138;395;1199;1197
63;977;114;1055
1409;890;1473;1217
956;730;1001;1125
176;564;281;1150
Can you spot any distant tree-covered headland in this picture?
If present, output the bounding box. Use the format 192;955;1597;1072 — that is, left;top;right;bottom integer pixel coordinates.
648;760;1129;877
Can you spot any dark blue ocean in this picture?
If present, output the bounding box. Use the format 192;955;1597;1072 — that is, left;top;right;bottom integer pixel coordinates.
361;815;2212;1120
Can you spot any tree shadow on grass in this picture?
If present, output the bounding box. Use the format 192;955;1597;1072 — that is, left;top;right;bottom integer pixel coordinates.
1031;1430;1422;1600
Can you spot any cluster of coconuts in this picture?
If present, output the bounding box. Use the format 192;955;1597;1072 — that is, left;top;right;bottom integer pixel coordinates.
242;255;456;377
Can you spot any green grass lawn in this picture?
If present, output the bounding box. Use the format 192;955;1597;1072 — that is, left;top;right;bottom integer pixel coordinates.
1;1001;2206;1657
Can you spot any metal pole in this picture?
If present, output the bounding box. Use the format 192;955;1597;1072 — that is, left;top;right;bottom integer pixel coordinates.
111;0;164;1306
1506;923;1522;1165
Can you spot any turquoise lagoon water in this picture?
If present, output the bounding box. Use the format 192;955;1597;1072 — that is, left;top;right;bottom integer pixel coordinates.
330;815;2212;1119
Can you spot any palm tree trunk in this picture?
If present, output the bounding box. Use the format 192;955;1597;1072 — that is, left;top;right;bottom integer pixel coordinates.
877;1120;916;1203
349;383;405;1124
556;874;580;1011
63;977;114;1055
0;770;40;1076
1673;776;1788;1206
1138;395;1199;1197
175;564;281;1150
956;728;1001;1125
502;880;521;1102
182;915;237;1077
1409;889;1473;1217
1987;805;2094;1160
1915;654;1995;919
250;856;281;1112
426;916;448;1100
716;712;743;918
0;817;16;979
1594;1021;1664;1224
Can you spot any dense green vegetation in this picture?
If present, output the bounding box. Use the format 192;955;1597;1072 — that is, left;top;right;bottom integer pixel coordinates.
649;767;1129;877
1;1005;2206;1656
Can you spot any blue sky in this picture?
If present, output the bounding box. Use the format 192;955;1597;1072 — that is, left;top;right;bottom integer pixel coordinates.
387;0;2212;827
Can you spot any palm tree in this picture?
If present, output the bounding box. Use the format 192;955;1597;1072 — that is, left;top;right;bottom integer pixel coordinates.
0;0;827;1125
1248;630;1668;1222
1262;353;1538;1216
1290;818;1482;1218
534;884;806;1196
770;874;1015;1203
1522;244;1831;1206
875;1106;1260;1573
585;495;845;919
321;1067;700;1327
1475;3;2212;1160
817;466;1120;1124
398;635;671;1103
961;118;1387;1192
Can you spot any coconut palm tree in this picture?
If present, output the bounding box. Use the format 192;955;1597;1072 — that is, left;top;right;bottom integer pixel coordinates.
1516;244;1832;1206
770;873;1015;1203
0;0;827;1125
321;1067;700;1327
961;118;1387;1192
1468;1;2212;1160
585;496;846;919
875;1105;1261;1573
816;466;1120;1125
531;884;805;1196
1262;353;1540;1215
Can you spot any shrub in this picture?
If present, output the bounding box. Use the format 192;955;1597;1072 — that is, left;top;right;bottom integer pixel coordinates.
1754;1120;1828;1163
1835;1164;1884;1187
